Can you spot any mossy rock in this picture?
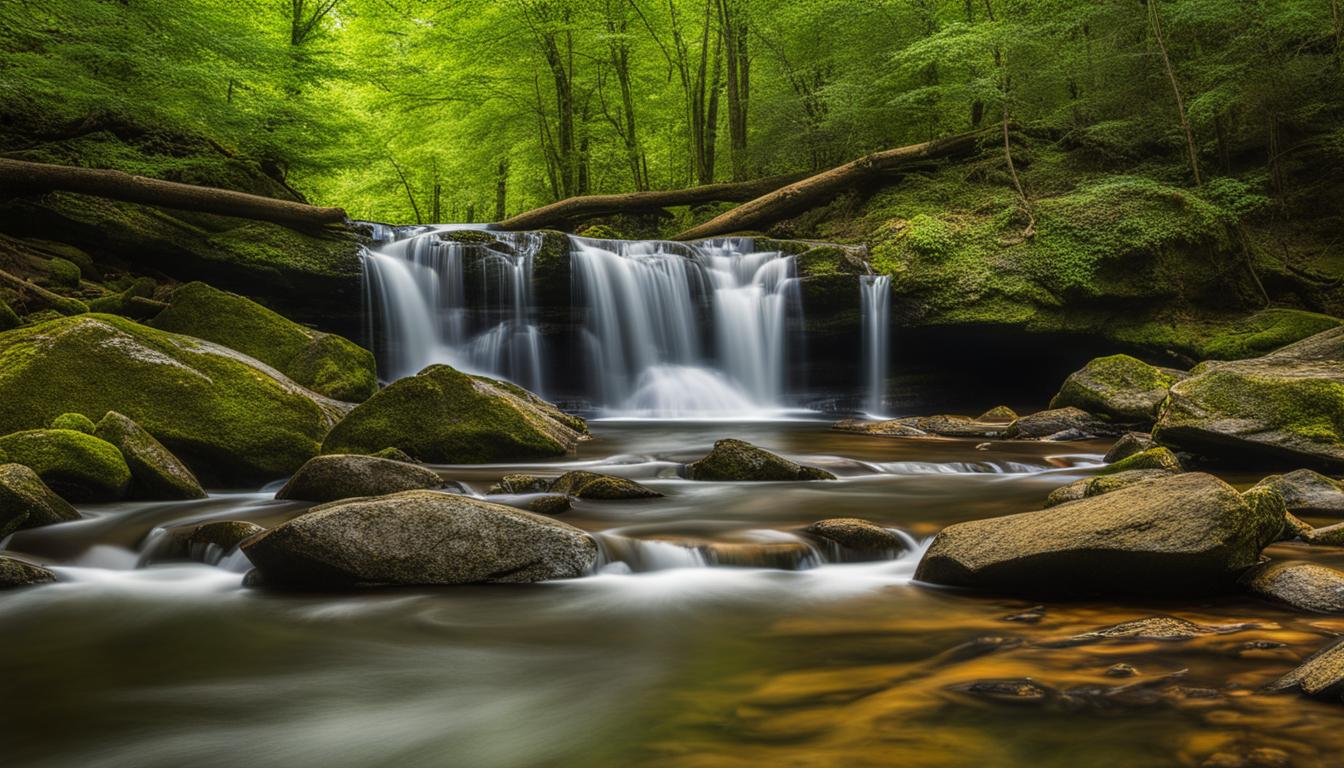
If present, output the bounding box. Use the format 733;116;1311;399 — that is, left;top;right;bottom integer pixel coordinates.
1103;432;1156;463
369;447;417;463
548;470;661;500
1045;468;1178;507
88;279;167;320
46;257;81;288
0;556;56;589
977;406;1019;422
276;454;445;503
1100;447;1183;475
487;473;553;495
150;282;376;402
94;411;206;500
1199;310;1342;361
685;439;836;481
0;299;19;332
0;314;347;484
0;429;131;502
321;364;587;464
50;412;96;434
1050;354;1178;424
0;463;80;537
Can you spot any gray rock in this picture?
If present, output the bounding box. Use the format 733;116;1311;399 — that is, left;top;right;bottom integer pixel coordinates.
1250;469;1344;516
685;439;836;481
94;411;206;500
276;454;445;502
242;490;597;588
1265;637;1344;699
0;463;80;537
548;470;661;500
802;518;911;560
0;556;56;588
915;473;1283;596
1006;407;1119;440
1242;560;1344;613
1104;432;1157;463
1041;428;1097;441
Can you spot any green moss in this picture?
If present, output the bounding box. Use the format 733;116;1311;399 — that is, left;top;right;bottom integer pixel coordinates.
1051;354;1178;422
685;439;836;481
0;314;344;484
46;257;81;288
321;364;586;463
548;470;661;500
0;299;19;331
1200;310;1342;360
150;282;376;402
0;429;131;501
50;412;96;434
94;411;206;500
1100;447;1183;474
369;446;416;463
575;224;624;240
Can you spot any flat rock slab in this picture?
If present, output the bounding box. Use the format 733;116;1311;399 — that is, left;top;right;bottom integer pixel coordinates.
1040;616;1260;648
1266;637;1344;699
1242;560;1344;613
1252;469;1344;516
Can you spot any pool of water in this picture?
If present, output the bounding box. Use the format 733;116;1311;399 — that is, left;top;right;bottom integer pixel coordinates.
4;422;1343;767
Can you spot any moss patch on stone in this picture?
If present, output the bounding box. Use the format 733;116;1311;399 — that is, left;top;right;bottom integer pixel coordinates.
0;429;131;501
1050;354;1178;423
1100;447;1183;475
50;412;96;434
94;411;206;500
46;257;80;288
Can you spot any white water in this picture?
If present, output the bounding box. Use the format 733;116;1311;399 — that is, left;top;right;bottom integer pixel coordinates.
860;274;891;416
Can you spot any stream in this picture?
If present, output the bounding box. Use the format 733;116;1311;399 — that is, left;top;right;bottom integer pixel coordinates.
6;422;1344;767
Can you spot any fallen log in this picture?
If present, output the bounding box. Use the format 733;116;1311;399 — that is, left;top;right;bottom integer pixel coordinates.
672;132;985;241
495;172;810;231
0;158;348;230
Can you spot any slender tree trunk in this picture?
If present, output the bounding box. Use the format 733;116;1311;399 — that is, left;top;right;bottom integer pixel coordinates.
387;153;422;225
718;0;749;181
495;158;509;221
1146;0;1201;185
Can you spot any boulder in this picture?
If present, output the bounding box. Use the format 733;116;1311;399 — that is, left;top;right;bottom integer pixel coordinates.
0;463;79;537
685;439;836;481
1006;407;1118;440
1043;469;1174;507
321;365;587;464
1100;447;1183;475
1265;637;1344;699
1103;432;1156;463
832;419;928;437
50;412;95;434
0;556;56;589
94;411;206;500
0;314;347;484
1153;327;1344;471
487;473;553;495
145;520;265;565
522;494;572;515
369;447;417;463
977;406;1019;422
1049;354;1179;424
0;429;131;501
1250;469;1344;516
150;282;376;402
548;470;661;500
915;473;1283;596
802;518;911;560
1242;561;1344;613
276;454;445;503
242;490;597;588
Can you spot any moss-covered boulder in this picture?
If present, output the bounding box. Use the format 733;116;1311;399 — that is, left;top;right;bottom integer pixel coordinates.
94;411;205;500
1154;327;1344;471
1250;469;1344;516
487;473;553;495
685;439;836;481
801;518;911;561
1043;468;1176;507
241;490;598;588
50;412;96;434
46;257;80;288
0;463;80;537
1050;354;1179;424
915;473;1282;596
1100;446;1183;474
1103;432;1155;463
321;364;586;464
0;314;347;484
977;406;1019;422
0;429;131;502
276;454;445;503
151;282;376;402
0;556;57;589
548;470;661;500
1005;407;1117;440
369;446;418;463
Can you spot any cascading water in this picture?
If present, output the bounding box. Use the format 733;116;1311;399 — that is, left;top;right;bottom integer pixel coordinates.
860;274;891;416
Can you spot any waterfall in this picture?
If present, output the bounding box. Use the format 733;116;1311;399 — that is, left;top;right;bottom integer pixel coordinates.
860;274;891;416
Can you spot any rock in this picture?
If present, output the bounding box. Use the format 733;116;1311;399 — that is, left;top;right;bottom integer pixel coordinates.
1242;560;1344;613
1106;663;1139;678
0;463;80;537
1043;469;1174;507
369;447;417;463
1238;485;1290;544
241;490;597;588
1045;616;1257;647
1104;432;1156;463
522;494;571;515
1307;521;1344;546
1100;446;1183;474
321;365;587;464
0;429;131;502
655;537;816;569
50;412;95;434
1281;511;1314;541
832;419;928;437
46;256;80;287
0;556;56;588
1041;428;1095;441
1049;354;1179;424
276;454;445;502
977;405;1019;422
0;314;347;484
1264;637;1344;699
1153;327;1344;471
487;473;553;495
146;520;265;565
898;415;1005;438
0;298;19;332
685;439;836;481
915;473;1283;596
1006;407;1118;440
802;518;910;561
1250;469;1344;515
150;282;377;402
548;470;661;500
94;411;206;500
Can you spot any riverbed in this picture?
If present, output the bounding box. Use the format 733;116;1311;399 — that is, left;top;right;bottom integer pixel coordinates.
4;422;1343;767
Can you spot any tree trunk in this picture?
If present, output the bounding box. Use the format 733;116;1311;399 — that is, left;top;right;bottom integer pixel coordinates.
719;0;749;181
0;158;347;229
672;131;985;240
495;158;509;221
1147;0;1201;186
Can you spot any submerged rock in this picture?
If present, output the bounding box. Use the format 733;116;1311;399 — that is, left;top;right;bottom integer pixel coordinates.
685;439;836;481
1049;354;1180;425
548;470;661;500
1265;637;1344;699
321;365;587;464
1242;560;1344;613
1100;446;1183;474
0;314;347;484
1005;407;1117;440
0;429;131;502
487;473;553;495
915;473;1282;596
802;518;910;560
1153;327;1344;471
0;463;79;537
276;454;445;502
0;556;56;589
1250;469;1344;516
151;281;377;402
1103;432;1156;463
1043;469;1174;507
241;490;597;588
147;520;265;565
94;411;205;500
